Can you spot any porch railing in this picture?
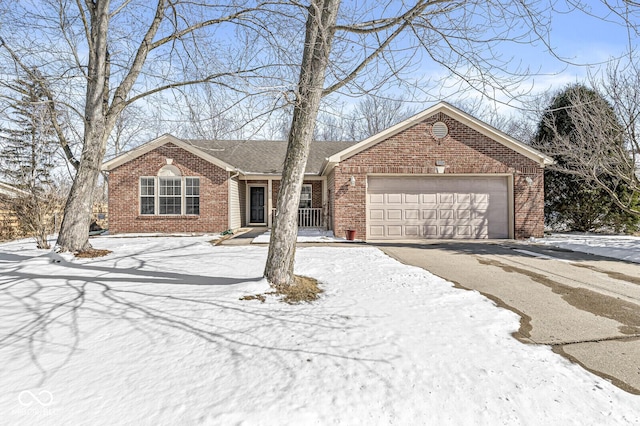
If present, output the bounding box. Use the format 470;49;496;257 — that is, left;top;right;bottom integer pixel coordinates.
271;208;323;227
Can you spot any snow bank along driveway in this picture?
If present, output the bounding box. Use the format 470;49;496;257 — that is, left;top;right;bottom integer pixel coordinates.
0;236;638;425
536;233;640;264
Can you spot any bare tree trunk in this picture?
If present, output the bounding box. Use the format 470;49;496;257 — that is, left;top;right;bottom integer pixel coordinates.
56;0;111;252
264;0;340;287
55;132;108;251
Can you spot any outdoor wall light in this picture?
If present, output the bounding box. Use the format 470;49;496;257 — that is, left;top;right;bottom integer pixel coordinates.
525;176;534;186
350;176;356;186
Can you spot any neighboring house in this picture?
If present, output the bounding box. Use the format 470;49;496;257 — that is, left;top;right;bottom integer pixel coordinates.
0;181;29;199
102;102;553;240
0;182;30;240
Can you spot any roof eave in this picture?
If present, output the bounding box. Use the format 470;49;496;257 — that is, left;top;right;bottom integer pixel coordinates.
326;101;553;167
102;134;236;172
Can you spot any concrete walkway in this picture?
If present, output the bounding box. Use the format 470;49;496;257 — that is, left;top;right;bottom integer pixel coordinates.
218;228;268;245
376;240;640;395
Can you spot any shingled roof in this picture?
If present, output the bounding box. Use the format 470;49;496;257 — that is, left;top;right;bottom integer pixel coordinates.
186;139;356;174
102;135;357;175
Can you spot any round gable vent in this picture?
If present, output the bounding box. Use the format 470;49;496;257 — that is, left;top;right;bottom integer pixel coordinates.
431;121;449;139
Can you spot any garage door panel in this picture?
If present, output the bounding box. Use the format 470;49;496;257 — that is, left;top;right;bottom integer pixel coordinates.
387;193;402;204
405;225;420;236
422;209;437;219
457;193;471;203
457;209;471;219
439;193;454;204
423;225;438;236
440;209;454;219
440;226;455;237
367;176;509;240
422;194;437;203
405;193;419;203
369;225;385;237
457;225;472;236
370;209;384;220
405;209;419;220
387;209;402;220
370;193;384;204
387;225;402;236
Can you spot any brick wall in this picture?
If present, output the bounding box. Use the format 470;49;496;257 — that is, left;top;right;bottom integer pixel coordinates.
331;112;544;240
108;143;229;234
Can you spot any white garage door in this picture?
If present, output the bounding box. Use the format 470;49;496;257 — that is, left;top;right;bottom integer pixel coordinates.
367;176;509;239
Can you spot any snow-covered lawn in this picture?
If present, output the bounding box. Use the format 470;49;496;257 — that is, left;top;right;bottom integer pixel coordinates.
251;228;353;243
534;233;640;264
1;235;638;425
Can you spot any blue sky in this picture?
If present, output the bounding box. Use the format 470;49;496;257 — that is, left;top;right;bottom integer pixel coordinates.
544;2;635;70
481;2;638;113
327;1;640;120
2;0;636;140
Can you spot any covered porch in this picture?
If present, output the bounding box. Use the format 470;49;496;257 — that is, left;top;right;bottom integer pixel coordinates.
270;207;324;228
243;176;328;229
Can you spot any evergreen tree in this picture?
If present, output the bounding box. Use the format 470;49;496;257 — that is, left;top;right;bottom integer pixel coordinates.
0;72;62;247
533;84;639;232
1;73;57;189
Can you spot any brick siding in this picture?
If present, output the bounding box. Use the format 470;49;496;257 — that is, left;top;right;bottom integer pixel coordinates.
331;112;544;240
108;143;229;234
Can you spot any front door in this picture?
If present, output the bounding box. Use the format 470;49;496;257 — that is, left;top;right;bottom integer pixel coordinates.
250;186;266;223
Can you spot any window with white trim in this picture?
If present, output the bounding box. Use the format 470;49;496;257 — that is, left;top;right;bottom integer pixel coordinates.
159;177;182;215
299;184;312;209
185;177;200;215
139;165;200;216
140;177;155;215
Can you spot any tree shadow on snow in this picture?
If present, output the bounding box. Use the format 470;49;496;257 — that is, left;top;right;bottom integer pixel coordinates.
0;247;389;393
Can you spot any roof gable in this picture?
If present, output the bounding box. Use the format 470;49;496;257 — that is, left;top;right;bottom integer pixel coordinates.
102;134;236;172
325;102;553;169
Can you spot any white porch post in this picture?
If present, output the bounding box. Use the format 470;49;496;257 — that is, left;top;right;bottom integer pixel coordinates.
267;178;273;228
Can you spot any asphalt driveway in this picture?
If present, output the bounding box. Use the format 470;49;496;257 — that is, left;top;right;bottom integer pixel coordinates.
376;240;640;395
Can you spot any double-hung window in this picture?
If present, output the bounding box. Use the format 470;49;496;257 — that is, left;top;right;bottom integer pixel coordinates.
159;177;182;215
299;184;312;209
140;178;155;215
185;178;200;215
140;165;200;216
